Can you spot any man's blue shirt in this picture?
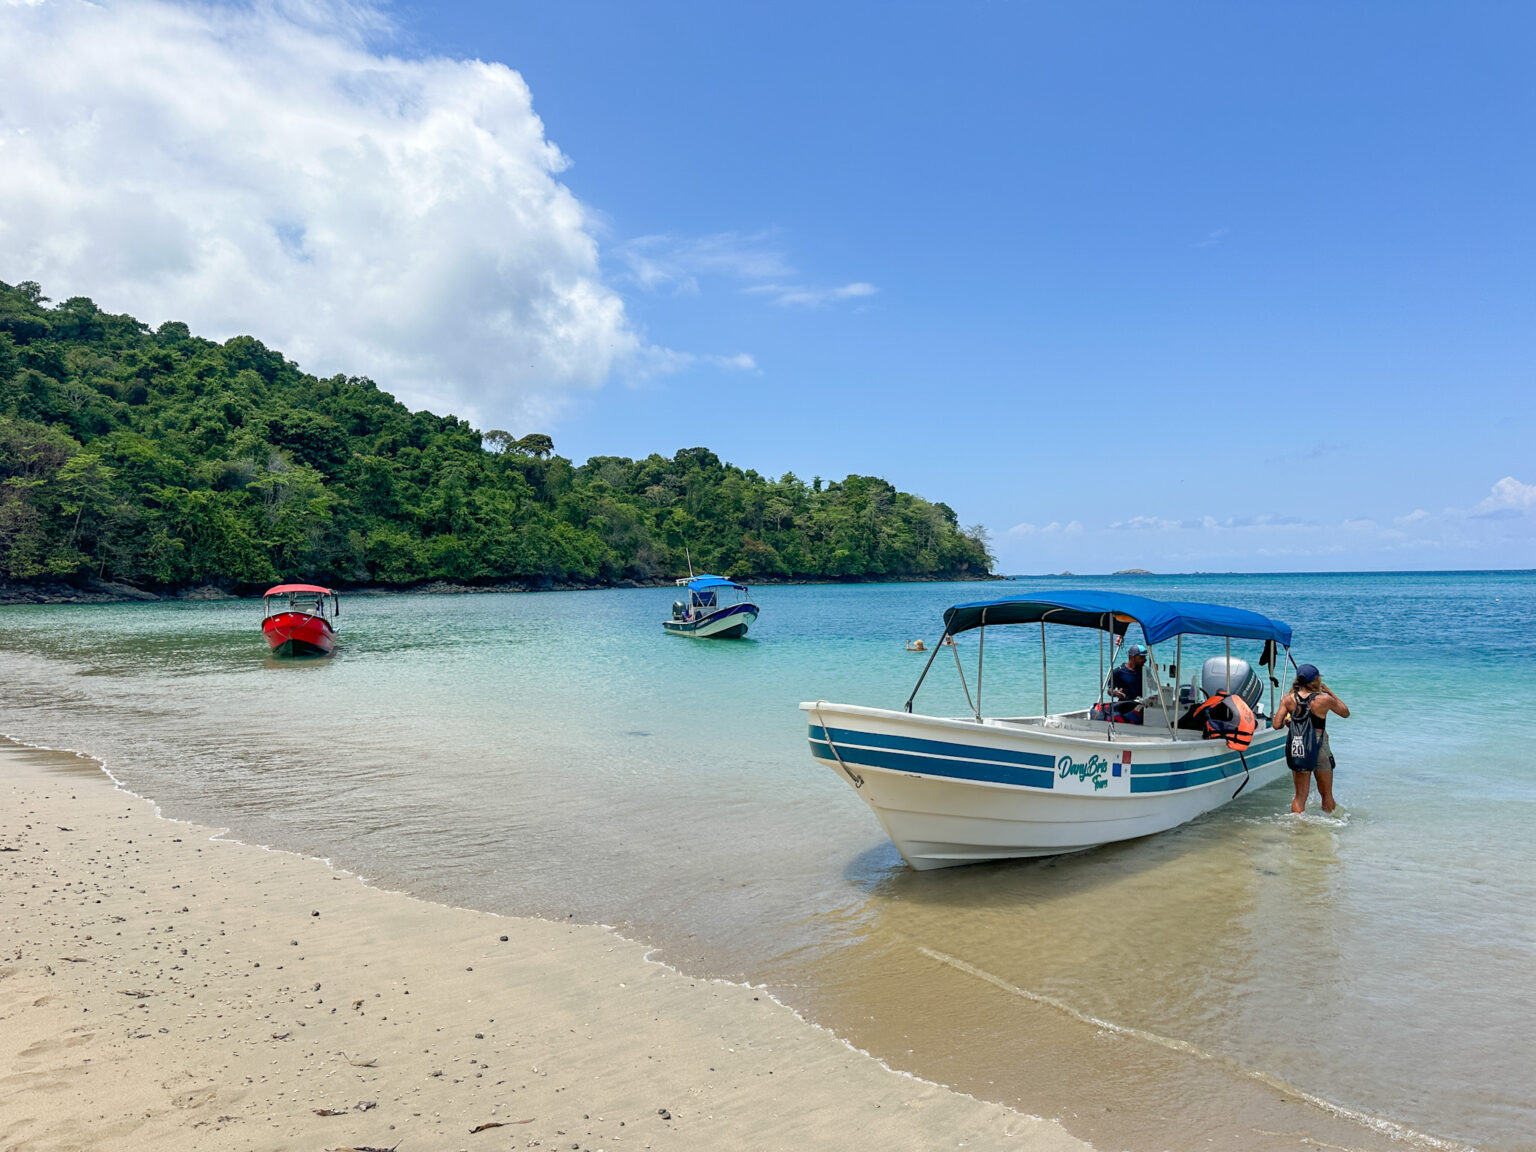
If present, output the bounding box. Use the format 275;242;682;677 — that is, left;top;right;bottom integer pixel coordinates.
1110;663;1143;714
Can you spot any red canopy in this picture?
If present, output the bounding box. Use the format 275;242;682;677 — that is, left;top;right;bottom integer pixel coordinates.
263;584;334;597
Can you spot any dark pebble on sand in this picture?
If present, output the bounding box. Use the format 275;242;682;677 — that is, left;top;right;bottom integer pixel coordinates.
499;935;508;942
658;1108;671;1120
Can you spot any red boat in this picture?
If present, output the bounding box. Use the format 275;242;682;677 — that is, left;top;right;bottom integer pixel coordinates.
261;584;340;657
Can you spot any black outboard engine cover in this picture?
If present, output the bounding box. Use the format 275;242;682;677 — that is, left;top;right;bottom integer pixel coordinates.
672;601;686;619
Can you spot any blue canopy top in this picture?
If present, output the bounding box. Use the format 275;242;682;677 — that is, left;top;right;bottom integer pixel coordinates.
941;590;1292;646
685;574;746;593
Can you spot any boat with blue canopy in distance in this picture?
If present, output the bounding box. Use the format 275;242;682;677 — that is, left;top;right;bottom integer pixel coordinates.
665;575;758;639
802;590;1297;870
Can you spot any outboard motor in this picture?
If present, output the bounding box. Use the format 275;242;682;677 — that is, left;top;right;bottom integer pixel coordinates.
1201;656;1263;710
672;600;686;620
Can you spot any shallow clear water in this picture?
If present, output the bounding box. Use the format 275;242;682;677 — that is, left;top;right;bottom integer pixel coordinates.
1;573;1531;1150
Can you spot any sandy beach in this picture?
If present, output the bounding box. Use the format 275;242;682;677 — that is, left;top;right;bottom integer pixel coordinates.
0;741;1090;1152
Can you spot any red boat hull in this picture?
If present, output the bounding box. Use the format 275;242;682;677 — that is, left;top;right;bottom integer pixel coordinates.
262;612;336;657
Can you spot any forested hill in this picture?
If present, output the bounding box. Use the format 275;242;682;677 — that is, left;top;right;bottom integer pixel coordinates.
0;280;992;592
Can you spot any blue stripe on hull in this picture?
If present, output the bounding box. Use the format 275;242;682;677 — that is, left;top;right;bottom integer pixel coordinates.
809;722;1284;796
810;737;1056;790
1129;744;1284;792
809;725;1055;769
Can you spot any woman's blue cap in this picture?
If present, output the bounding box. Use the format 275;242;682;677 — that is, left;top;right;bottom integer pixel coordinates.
1296;663;1320;682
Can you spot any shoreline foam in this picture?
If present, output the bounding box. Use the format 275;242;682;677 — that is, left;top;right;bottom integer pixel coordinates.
0;740;1090;1151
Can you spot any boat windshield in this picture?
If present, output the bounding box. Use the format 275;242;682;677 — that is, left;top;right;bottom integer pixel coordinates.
678;574;748;610
265;594;331;617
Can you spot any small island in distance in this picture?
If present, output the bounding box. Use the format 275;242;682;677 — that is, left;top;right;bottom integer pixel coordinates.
1113;568;1153;575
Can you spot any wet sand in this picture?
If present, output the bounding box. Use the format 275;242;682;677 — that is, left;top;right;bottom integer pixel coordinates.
0;741;1090;1152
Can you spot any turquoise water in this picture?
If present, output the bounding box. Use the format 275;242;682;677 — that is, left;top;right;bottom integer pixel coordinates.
0;573;1532;1150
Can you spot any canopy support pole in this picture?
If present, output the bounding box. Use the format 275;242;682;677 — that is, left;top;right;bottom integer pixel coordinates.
1099;620;1107;741
1175;634;1182;706
904;631;948;713
976;616;986;721
1144;639;1175;737
1281;645;1298;708
1225;637;1232;693
1041;622;1049;718
1260;639;1277;717
952;636;978;719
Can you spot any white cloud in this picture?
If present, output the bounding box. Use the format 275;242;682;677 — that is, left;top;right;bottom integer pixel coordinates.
998;477;1536;572
627;346;757;382
1108;515;1182;532
1477;476;1536;513
615;231;875;309
613;231;793;294
711;352;758;371
1009;520;1082;536
743;281;877;308
0;0;667;429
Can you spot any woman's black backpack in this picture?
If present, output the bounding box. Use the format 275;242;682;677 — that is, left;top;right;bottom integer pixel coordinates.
1285;692;1323;771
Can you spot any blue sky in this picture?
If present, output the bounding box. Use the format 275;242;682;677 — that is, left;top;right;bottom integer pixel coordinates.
3;1;1533;572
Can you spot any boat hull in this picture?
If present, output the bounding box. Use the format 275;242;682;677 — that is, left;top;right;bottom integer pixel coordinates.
262;612;337;657
801;701;1287;869
663;602;758;638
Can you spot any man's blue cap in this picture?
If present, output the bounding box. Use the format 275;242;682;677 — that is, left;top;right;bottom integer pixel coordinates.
1126;643;1146;656
1296;663;1320;683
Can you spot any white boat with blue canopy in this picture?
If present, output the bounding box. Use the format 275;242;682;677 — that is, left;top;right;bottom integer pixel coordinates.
664;575;759;639
801;590;1296;870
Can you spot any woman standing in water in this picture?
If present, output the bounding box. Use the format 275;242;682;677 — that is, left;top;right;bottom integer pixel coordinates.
1273;663;1350;814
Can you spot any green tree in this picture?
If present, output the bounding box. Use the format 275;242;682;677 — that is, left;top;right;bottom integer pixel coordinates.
0;278;993;591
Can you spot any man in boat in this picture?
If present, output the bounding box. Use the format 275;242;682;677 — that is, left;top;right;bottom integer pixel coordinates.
1273;663;1350;814
1107;643;1148;723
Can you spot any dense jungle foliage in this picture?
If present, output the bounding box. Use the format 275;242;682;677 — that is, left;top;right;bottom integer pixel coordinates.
0;280;992;590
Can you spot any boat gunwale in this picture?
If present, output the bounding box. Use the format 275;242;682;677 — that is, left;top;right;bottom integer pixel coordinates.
262;611;336;633
799;699;1267;753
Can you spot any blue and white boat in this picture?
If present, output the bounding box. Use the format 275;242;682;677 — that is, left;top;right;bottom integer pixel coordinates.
802;590;1296;870
664;575;759;639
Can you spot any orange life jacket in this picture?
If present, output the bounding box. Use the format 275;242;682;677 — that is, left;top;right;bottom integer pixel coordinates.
1190;691;1256;751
